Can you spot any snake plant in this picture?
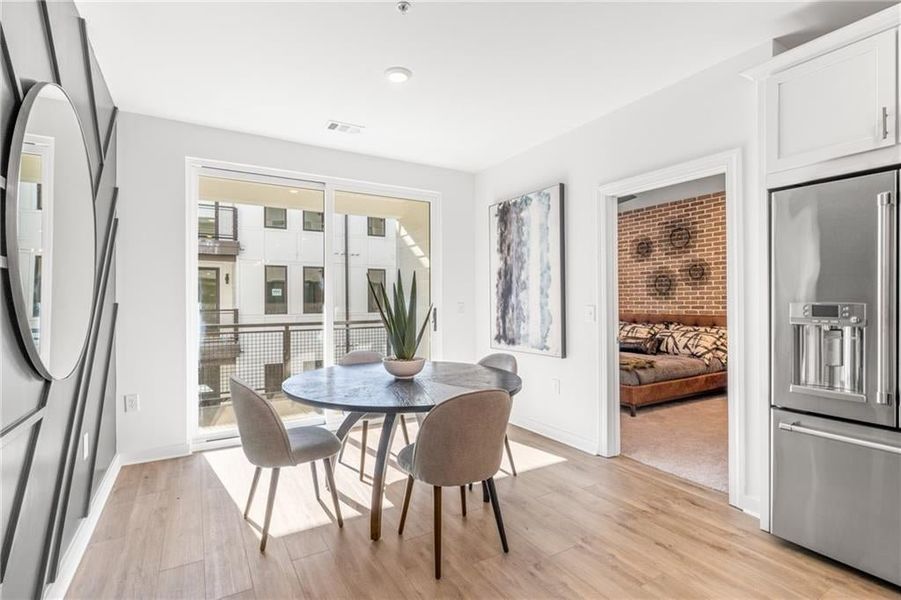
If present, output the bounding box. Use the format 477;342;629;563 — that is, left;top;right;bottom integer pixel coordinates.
367;270;433;360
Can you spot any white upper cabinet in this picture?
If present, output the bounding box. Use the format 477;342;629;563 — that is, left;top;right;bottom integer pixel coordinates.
766;28;898;172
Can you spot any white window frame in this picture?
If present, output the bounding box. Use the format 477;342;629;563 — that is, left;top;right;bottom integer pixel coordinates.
185;158;442;446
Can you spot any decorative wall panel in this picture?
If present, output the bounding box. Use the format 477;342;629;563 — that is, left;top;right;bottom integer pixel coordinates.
0;1;118;597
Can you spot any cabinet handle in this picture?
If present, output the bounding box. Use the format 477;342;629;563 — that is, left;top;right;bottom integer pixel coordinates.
882;106;890;140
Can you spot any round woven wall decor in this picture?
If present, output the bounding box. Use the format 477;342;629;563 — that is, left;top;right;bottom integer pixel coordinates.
652;272;675;297
635;237;653;259
669;226;691;250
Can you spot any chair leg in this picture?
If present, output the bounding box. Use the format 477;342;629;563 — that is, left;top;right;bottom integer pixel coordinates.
244;466;262;520
310;462;320;500
482;480;489;503
460;486;466;517
504;434;517;476
433;486;442;579
400;414;410;445
323;458;343;528
261;468;280;553
398;475;414;535
359;420;369;480
486;478;509;553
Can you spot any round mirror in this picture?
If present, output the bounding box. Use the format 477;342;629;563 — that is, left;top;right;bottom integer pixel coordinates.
5;83;96;380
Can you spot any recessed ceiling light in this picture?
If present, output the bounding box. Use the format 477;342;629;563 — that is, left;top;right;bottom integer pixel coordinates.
385;66;412;83
289;189;299;194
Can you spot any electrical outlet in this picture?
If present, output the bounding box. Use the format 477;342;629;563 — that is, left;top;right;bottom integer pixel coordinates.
125;393;140;412
82;432;90;460
457;302;465;314
552;378;561;395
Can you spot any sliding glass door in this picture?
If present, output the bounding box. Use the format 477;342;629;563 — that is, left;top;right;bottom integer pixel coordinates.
333;190;432;363
192;168;434;441
195;171;327;437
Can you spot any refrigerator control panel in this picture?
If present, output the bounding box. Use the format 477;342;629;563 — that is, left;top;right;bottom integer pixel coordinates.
790;302;867;327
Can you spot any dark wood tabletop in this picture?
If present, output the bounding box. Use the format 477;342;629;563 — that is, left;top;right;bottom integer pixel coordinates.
281;360;522;414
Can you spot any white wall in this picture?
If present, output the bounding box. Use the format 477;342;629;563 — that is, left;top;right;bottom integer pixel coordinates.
116;113;475;459
474;45;772;515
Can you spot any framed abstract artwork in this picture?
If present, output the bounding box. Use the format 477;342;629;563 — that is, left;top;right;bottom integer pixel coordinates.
489;183;566;358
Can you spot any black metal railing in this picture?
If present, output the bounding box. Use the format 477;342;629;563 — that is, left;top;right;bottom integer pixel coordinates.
200;308;239;326
198;319;389;407
198;202;238;241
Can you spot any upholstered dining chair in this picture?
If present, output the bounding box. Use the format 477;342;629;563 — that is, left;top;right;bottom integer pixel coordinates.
477;353;518;476
337;350;410;480
396;389;512;579
230;377;343;552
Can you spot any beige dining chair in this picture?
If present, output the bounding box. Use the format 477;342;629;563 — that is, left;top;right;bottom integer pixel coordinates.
337;350;410;480
396;389;512;579
478;353;518;476
230;377;343;552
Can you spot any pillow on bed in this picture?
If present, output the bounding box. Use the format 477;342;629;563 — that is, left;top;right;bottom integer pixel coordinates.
619;335;659;355
618;322;663;343
667;323;727;343
656;328;727;366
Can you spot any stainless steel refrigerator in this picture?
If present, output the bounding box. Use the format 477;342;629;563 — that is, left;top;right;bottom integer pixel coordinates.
771;170;901;587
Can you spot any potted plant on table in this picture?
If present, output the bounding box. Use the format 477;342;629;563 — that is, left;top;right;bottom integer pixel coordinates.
368;270;433;379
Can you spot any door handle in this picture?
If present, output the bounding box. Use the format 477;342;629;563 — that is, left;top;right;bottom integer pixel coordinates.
882;106;890;140
876;191;894;406
778;421;901;455
432;307;438;332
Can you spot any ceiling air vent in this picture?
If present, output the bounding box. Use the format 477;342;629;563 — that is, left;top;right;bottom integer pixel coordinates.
326;120;364;134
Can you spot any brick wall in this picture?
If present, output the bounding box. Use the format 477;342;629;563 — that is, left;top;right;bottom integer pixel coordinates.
618;191;726;316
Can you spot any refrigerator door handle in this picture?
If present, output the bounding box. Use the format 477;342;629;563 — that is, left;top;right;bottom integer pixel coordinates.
778;421;901;455
876;191;895;406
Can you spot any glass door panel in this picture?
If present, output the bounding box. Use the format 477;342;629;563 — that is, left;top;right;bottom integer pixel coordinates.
196;173;326;437
333;191;431;363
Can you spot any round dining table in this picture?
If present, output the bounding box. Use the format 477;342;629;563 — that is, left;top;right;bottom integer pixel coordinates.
281;360;522;541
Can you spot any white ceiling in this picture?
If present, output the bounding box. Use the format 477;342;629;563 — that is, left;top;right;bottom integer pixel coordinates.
76;1;892;172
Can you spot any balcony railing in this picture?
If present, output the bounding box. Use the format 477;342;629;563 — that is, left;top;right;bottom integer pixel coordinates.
198;202;238;241
198;319;389;410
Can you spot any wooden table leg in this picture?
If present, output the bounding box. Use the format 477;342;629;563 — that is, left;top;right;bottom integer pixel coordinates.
370;413;397;541
336;412;365;441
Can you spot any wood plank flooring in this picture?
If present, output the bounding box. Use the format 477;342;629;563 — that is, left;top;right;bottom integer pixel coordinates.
68;424;900;599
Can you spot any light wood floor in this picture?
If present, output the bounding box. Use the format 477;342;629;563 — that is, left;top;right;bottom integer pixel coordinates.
68;424;900;599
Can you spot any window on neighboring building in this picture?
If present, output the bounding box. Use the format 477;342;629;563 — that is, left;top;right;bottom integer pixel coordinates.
367;268;386;313
303;210;324;232
303;266;324;314
367;216;386;237
265;265;287;314
264;206;287;229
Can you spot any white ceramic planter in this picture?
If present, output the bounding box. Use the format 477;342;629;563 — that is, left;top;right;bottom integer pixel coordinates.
383;357;425;379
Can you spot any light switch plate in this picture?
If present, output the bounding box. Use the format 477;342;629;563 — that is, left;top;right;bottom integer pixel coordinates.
125;394;140;412
584;305;597;322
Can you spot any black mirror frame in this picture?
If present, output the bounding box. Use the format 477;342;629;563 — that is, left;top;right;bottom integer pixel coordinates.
3;81;97;381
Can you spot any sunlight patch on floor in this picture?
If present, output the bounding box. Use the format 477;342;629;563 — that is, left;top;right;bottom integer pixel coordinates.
200;423;566;538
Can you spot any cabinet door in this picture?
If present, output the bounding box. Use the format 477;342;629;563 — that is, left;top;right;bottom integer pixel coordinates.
767;28;897;172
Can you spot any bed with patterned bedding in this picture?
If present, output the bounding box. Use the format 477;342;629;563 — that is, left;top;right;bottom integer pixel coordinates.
618;313;727;416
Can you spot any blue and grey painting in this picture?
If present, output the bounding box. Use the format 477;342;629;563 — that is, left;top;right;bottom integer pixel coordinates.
492;188;554;352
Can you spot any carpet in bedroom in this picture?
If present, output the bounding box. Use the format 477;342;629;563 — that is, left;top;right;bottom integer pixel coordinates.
620;393;728;493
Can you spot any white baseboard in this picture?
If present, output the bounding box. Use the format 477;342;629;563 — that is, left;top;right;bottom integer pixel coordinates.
44;454;122;600
512;416;599;455
120;442;191;466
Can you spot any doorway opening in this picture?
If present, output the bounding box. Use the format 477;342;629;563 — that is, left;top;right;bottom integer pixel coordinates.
597;149;744;510
616;175;729;493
